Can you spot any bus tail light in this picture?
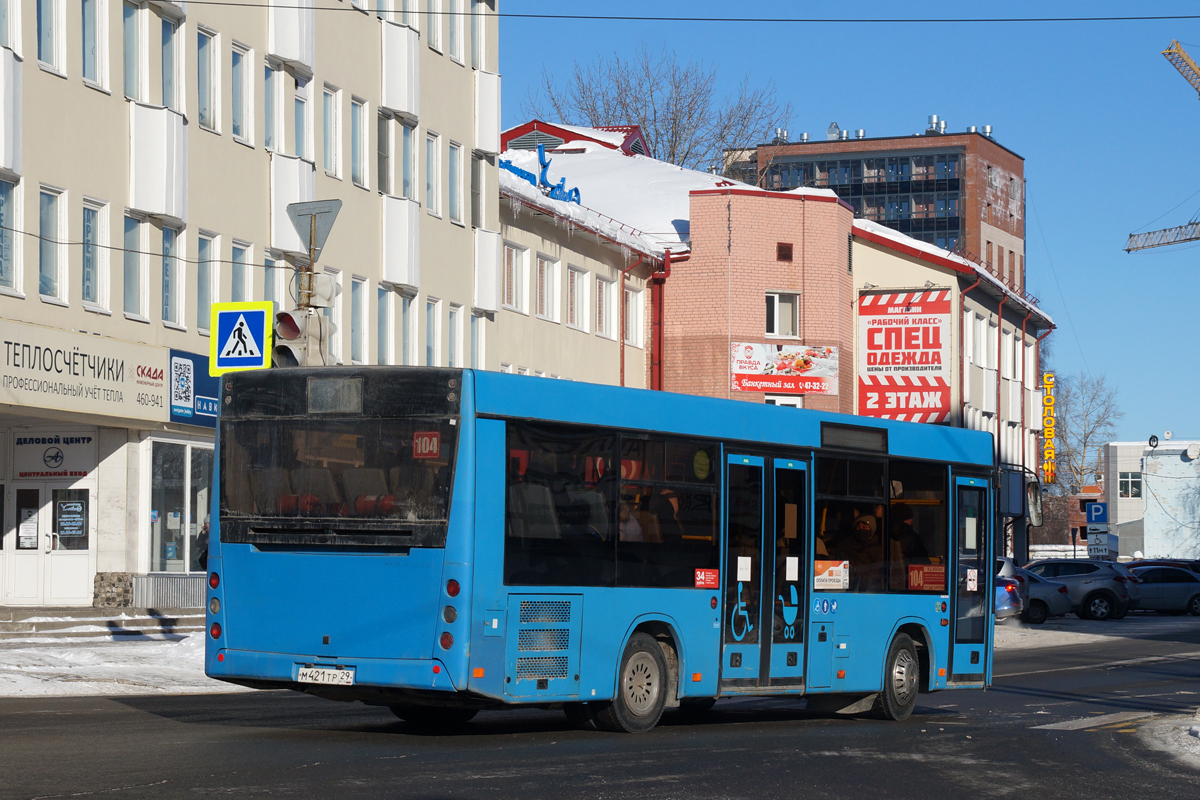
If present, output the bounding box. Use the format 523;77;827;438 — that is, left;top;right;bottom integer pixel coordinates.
446;580;460;598
210;622;222;639
209;572;220;589
440;632;454;650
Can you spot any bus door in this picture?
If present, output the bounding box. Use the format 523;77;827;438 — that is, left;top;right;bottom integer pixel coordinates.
949;476;991;684
767;459;806;685
721;454;765;687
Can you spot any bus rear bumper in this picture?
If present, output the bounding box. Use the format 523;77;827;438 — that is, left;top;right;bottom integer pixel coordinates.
206;648;460;693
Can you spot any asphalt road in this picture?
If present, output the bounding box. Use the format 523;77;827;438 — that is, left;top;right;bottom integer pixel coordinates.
3;617;1199;800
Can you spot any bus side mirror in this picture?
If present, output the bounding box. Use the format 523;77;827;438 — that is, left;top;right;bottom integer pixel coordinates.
1026;481;1044;528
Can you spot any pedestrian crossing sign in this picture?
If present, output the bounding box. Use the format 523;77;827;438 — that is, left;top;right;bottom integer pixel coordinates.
210;302;274;376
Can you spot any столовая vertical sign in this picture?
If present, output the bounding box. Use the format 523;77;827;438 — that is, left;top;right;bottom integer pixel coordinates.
1042;372;1056;484
857;290;951;423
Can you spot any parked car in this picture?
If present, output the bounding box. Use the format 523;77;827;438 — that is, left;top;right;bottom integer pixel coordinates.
1023;559;1141;620
995;556;1031;609
1130;566;1200;616
995;577;1022;620
998;556;1070;624
1127;558;1200;574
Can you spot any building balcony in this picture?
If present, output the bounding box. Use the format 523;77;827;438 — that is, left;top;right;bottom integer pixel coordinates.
474;229;501;312
474;70;501;155
972;366;997;415
0;47;20;177
268;0;315;72
1001;377;1022;422
381;21;419;119
270;154;315;254
1028;388;1045;430
129;102;187;223
382;194;419;289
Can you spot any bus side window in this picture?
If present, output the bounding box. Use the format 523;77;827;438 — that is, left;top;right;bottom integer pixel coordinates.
888;460;949;593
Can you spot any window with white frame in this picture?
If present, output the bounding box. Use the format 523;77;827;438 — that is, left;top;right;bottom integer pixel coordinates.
350;276;366;363
0;0;14;50
264;61;281;151
82;0;106;87
148;440;214;573
38;187;64;300
595;276;613;337
974;313;986;366
0;179;16;291
377;112;392;194
401;122;415;198
425;296;440;365
425;0;440;51
263;255;280;309
446;0;461;61
196;232;216;330
448;303;462;367
400;0;413;25
123;214;145;316
160;14;178;109
517;366;528;376
197;28;217;130
470;312;483;368
161;226;181;324
122;1;140;98
448;141;463;223
470;154;483;228
321;268;342;362
535;255;557;321
376;286;391;365
624;285;642;346
323;85;340;175
37;0;63;70
765;292;799;337
1118;472;1142;499
231;44;250;142
503;243;524;311
987;320;998;370
1001;330;1013;379
294;76;310;160
425;132;440;213
470;0;483;69
400;293;413;364
81;200;107;308
566;266;587;330
351;97;367;186
230;243;248;302
964;311;975;365
500;362;511;373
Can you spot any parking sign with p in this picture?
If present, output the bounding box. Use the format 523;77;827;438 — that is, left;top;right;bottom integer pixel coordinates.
1085;502;1108;525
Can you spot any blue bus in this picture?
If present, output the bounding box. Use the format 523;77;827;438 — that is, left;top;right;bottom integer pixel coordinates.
206;367;995;732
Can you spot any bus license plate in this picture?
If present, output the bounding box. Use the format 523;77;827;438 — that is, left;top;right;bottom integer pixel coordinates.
297;666;355;686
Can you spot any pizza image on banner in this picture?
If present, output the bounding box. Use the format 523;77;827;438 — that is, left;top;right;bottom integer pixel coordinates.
730;343;839;395
857;290;951;423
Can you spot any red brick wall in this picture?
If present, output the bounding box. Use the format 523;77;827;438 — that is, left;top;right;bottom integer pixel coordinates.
660;190;855;414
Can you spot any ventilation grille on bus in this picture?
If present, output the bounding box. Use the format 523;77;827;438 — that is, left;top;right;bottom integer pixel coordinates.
515;656;570;680
518;629;570;652
519;600;571;624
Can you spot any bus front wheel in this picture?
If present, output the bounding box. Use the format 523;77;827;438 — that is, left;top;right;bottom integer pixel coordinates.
872;634;919;721
389;705;478;728
594;633;668;733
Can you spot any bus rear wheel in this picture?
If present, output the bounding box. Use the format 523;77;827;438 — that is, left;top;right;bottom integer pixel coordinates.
594;633;668;733
872;634;919;721
389;705;478;728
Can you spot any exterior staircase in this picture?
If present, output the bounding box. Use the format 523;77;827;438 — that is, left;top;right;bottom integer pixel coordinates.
0;607;205;641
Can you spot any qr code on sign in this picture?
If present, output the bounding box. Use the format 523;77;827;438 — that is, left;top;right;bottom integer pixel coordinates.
171;357;194;407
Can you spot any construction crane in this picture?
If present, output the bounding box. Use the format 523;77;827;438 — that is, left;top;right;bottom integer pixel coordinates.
1126;41;1200;252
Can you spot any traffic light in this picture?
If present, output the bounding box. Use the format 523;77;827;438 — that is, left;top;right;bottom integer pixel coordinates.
273;309;334;366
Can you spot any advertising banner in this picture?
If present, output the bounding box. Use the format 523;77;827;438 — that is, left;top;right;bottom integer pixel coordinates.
169;350;220;428
730;343;839;395
857;290;952;423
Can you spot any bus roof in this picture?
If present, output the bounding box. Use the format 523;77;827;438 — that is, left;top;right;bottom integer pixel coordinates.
470;371;993;468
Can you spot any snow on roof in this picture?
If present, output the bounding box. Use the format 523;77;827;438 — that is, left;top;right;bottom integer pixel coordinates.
501;140;756;255
549;123;628;147
852;217;1053;326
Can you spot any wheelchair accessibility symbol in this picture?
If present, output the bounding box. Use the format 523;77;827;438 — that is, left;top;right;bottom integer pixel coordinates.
730;581;754;641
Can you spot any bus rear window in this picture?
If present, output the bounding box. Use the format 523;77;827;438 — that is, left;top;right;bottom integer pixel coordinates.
221;417;458;522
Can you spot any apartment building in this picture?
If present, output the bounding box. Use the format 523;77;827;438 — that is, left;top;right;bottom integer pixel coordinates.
0;0;501;606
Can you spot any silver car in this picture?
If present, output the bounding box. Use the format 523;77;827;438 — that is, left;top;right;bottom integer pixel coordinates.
997;556;1071;624
1130;566;1200;615
1023;559;1141;621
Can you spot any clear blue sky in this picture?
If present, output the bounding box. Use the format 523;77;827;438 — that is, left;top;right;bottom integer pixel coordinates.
499;1;1200;443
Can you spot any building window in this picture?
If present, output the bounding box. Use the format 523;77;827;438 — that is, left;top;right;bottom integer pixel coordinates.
776;242;793;262
400;0;413;25
197;28;216;130
149;441;214;574
264;62;280;151
229;243;248;302
376;286;390;365
122;1;139;97
425;132;439;213
448;142;463;223
82;0;102;85
765;292;799;337
323;85;340;175
448;304;462;367
623;286;642;346
38;189;62;299
425;0;440;51
160;16;177;109
470;154;482;228
0;179;14;290
596;276;612;337
446;0;461;61
470;0;483;69
536;256;556;320
196;233;215;329
1118;472;1142;499
263;256;279;309
160;227;179;322
231;45;249;141
401;122;415;199
503;244;524;311
377;112;391;195
425;297;440;365
321;268;342;362
350;98;366;186
470;312;483;368
293;76;309;159
38;0;64;69
81;202;105;307
123;215;144;315
566;266;587;330
400;293;412;364
349;277;365;362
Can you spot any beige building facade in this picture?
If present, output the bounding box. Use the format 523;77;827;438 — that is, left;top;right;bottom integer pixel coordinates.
0;0;501;606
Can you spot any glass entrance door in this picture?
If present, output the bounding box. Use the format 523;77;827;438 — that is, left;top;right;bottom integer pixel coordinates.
768;459;806;684
721;454;765;687
6;484;94;605
951;477;990;682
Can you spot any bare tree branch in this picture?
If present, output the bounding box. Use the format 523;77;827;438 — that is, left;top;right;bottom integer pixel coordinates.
522;45;792;172
1049;371;1124;495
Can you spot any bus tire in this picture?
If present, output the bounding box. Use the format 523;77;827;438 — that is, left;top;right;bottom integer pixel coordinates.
389;705;477;728
594;633;668;733
872;634;919;721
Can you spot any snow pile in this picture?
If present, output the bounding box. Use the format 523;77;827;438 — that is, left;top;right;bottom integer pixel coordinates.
1141;709;1200;770
993;612;1199;650
0;633;247;697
